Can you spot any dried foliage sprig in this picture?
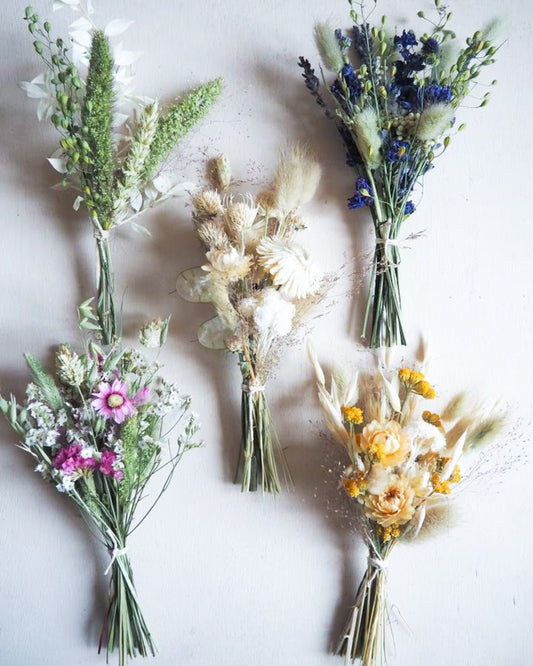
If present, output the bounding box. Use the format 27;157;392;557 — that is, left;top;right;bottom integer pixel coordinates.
299;0;501;347
177;146;331;492
23;3;222;344
0;329;202;666
308;341;504;665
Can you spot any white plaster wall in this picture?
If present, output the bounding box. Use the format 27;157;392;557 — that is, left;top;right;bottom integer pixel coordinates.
1;0;532;665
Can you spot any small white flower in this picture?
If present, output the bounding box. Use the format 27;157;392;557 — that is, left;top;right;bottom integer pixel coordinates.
253;288;295;338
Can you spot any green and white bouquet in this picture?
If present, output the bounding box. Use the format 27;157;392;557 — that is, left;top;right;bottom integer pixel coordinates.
177;147;329;492
22;0;221;345
1;2;216;663
299;0;500;347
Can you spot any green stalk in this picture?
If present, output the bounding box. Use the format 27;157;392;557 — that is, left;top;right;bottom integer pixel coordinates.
95;236;119;346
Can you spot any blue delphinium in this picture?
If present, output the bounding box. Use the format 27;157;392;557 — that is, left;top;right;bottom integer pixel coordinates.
423;82;453;105
422;36;440;55
387;140;411;163
404;201;416;216
348;177;374;209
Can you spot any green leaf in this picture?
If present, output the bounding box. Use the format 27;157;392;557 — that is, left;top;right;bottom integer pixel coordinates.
197;316;231;350
176;267;212;303
24;354;63;411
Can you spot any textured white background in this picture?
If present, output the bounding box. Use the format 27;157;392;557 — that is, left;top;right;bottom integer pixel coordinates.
1;1;532;665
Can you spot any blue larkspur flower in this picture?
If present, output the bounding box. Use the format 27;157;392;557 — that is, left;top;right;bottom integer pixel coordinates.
404;201;416;216
423;82;453;105
335;28;352;49
422;37;440;55
387;140;411;163
348;177;374;209
394;30;418;51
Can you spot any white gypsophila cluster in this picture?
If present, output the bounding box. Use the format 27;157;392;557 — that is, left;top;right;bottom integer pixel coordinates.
253;288;296;338
152;380;182;416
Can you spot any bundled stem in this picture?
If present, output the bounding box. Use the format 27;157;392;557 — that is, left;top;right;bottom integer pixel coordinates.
362;232;405;348
100;549;156;666
237;356;285;493
337;542;394;666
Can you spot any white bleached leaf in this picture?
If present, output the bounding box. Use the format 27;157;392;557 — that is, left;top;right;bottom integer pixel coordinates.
19;81;48;99
167;181;197;197
344;371;359;406
151;173;171;193
130;222;152;238
70;30;92;47
73;196;84;211
198;316;230;350
176;268;213;303
69;16;92;31
113;113;129;128
130;189;143;212
47;157;68;174
105;19;134;37
87;0;94;14
113;44;141;66
54;0;81;10
441;430;468;482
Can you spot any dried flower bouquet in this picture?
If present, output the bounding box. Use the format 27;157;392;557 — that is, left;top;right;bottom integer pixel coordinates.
178;147;329;492
299;0;500;347
23;0;221;345
1;336;201;665
308;342;504;665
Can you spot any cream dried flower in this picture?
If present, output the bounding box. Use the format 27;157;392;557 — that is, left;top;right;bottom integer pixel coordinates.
256;237;322;299
359;420;410;467
203;247;251;281
364;475;415;527
193;189;223;219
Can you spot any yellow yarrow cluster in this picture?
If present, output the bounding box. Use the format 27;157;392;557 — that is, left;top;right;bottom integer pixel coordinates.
341;404;364;424
398;368;436;399
423;410;443;429
431;466;461;494
342;475;368;498
378;524;401;542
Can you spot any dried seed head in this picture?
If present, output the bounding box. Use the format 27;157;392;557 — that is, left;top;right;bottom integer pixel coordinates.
193;189;223;219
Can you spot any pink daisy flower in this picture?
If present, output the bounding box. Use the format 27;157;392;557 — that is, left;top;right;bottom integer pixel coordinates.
91;379;136;424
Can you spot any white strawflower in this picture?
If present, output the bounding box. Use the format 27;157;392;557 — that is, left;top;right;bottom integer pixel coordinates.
203;247;252;281
253;288;295;337
256;237;322;299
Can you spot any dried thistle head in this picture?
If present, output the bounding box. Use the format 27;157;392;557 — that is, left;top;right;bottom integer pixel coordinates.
197;220;232;250
207;154;231;192
223;199;258;238
271;144;321;214
193;189;223;220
